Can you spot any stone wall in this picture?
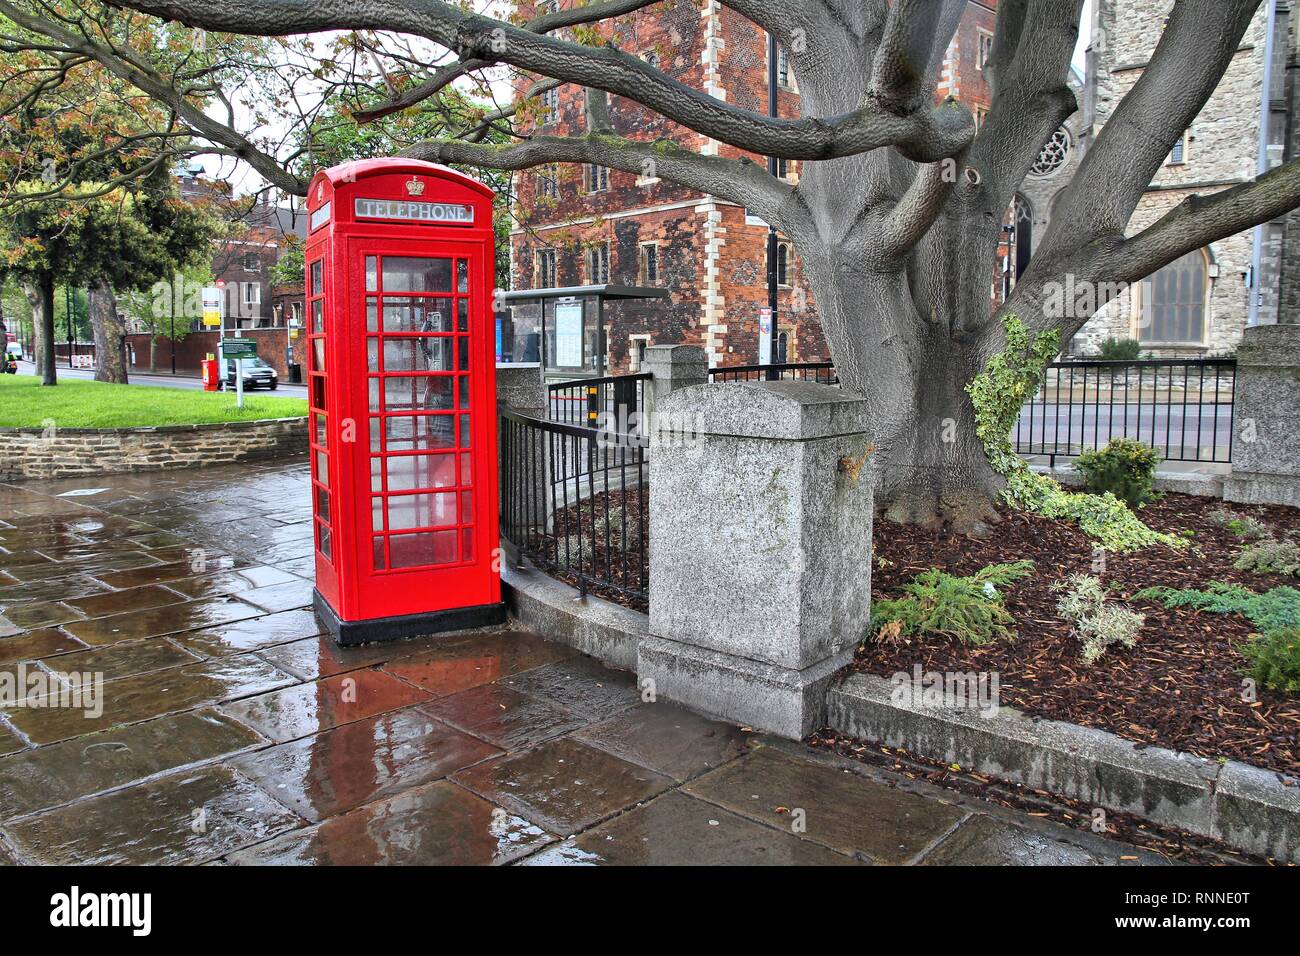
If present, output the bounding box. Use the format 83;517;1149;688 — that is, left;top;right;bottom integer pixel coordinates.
0;418;307;482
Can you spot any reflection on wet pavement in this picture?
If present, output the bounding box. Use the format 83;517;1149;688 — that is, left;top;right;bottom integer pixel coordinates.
0;456;1170;866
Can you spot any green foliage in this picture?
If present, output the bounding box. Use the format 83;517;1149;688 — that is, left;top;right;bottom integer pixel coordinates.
1238;627;1300;693
1208;508;1270;540
871;560;1034;647
1053;573;1144;663
1233;538;1300;578
1133;582;1300;633
967;315;1185;552
1096;337;1142;361
1074;437;1160;509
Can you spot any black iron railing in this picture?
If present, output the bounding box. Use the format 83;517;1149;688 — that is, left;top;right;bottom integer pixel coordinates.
500;408;649;610
547;373;650;426
708;361;838;383
1014;358;1236;464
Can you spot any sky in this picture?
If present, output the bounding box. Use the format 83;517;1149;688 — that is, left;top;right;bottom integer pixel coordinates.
200;1;1096;199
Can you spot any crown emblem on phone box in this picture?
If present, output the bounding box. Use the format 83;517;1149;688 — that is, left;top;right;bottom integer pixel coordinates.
406;176;426;196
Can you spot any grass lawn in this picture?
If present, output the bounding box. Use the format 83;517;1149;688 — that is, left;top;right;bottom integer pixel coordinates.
0;373;307;428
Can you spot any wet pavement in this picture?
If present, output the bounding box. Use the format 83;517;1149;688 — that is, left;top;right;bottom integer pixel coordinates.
0;455;1173;865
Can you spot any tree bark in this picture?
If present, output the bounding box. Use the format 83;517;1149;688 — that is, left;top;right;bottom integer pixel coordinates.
88;278;129;384
22;274;57;386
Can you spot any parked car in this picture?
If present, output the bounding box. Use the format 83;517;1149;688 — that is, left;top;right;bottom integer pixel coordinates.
224;356;278;389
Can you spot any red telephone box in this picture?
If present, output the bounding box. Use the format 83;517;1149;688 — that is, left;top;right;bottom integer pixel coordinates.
304;158;504;644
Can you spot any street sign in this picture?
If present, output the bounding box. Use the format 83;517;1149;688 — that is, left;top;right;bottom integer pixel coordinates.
202;286;222;327
223;338;257;359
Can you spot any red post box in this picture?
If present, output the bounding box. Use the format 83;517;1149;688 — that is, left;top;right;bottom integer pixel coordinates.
200;357;219;391
304;158;504;644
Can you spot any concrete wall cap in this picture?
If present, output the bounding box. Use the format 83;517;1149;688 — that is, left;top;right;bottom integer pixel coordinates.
659;380;869;440
1236;323;1300;368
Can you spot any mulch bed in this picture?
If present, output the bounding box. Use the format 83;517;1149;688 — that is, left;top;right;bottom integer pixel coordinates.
522;490;649;611
856;493;1300;777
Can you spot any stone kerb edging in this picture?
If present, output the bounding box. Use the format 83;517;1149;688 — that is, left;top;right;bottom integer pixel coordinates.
827;671;1300;863
0;417;308;481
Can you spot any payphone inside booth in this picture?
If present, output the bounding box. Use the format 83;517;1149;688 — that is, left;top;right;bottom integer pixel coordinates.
305;158;505;644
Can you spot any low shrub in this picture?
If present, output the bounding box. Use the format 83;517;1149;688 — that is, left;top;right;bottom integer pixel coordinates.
1238;627;1300;693
1208;508;1270;540
1096;337;1142;361
1053;573;1144;663
1133;582;1300;633
1074;437;1160;509
871;560;1034;647
1232;537;1300;578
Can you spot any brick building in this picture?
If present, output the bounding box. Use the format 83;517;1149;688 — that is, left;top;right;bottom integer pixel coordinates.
509;0;1000;373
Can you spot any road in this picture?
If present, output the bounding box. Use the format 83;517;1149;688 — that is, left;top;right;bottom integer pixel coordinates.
1015;400;1234;460
11;361;308;394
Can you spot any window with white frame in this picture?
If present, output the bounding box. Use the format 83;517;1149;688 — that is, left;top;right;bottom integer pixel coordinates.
639;242;660;285
776;157;790;180
1138;248;1208;344
629;334;650;372
977;30;994;70
536;248;557;288
586;163;609;193
776;242;791;286
242;281;261;306
243;252;260;272
777;45;790;87
1167;129;1191;165
587;242;610;284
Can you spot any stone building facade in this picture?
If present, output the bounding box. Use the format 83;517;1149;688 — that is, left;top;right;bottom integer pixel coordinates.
1062;0;1296;357
509;0;999;372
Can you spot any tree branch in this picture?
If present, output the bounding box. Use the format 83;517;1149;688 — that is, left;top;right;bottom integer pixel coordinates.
104;0;974;162
879;158;953;258
400;133;798;230
868;0;964;115
1102;158;1300;284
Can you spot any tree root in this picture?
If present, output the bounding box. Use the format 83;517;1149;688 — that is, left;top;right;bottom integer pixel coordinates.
880;489;1003;536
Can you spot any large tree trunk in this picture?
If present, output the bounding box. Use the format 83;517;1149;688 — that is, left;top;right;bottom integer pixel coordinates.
799;246;1006;531
22;274;56;386
88;278;128;385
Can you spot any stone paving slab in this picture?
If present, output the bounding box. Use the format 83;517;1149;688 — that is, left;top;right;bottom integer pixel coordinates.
229;707;499;822
919;814;1171;866
170;608;325;657
2;764;303;865
0;628;87;664
452;736;675;836
380;631;577;697
219;669;432;743
2;653;298;745
683;748;967;863
2;601;85;630
0;709;266;820
572;701;757;782
225;779;552;866
63;583;189;617
164;566;299;601
62;594;267;646
421;683;591;752
520;791;858;866
40;639;202;683
502;655;642;721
